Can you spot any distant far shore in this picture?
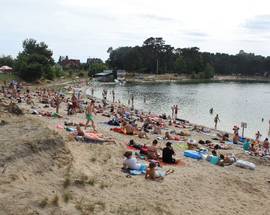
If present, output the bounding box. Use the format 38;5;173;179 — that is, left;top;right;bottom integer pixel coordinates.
125;73;270;84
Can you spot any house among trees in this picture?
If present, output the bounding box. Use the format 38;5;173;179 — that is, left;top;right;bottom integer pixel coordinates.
59;56;81;70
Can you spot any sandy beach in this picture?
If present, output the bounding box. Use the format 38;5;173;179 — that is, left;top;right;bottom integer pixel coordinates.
1;80;270;215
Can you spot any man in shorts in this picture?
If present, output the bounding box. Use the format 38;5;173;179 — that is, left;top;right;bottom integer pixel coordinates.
85;100;96;131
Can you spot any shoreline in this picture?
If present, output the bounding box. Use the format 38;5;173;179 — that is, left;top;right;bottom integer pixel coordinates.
124;74;270;84
1;79;270;214
84;83;260;139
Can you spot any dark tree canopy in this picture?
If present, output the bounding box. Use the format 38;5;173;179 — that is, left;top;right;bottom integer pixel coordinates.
16;39;54;82
107;37;270;78
0;55;15;67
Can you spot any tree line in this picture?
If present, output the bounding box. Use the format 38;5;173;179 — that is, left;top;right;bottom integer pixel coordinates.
1;37;270;82
107;37;270;78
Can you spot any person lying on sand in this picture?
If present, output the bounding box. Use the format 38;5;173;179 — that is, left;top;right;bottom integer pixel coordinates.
145;162;174;181
75;125;116;144
206;150;220;165
123;151;147;171
218;153;236;166
165;131;184;141
153;122;162;135
122;121;137;135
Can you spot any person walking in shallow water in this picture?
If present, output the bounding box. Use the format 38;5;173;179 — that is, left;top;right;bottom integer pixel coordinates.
175;105;178;120
171;105;175;120
112;89;115;103
214;114;220;129
131;94;134;110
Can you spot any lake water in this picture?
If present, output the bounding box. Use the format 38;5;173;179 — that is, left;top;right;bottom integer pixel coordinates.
87;82;270;138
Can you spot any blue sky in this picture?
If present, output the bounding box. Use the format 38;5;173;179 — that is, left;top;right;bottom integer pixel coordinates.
0;0;270;61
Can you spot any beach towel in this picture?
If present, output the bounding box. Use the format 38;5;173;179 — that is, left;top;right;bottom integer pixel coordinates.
173;143;188;150
111;127;125;134
56;124;64;129
127;145;139;151
129;164;147;175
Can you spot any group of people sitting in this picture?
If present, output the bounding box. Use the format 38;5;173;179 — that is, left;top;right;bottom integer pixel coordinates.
243;137;270;156
123;141;177;180
127;139;177;164
205;150;237;166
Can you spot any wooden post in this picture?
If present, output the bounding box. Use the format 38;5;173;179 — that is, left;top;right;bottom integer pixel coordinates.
241;122;247;138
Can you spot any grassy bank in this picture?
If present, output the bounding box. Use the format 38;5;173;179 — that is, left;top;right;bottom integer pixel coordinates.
0;73;18;84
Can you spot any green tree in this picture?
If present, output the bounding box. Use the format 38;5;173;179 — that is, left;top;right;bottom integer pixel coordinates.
174;56;187;73
88;63;108;76
15;39;54;82
203;63;215;78
0;55;15;67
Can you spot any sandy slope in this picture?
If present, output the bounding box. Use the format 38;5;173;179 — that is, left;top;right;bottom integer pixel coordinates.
0;93;270;215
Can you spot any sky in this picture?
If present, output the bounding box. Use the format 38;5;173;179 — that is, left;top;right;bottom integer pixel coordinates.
0;0;270;61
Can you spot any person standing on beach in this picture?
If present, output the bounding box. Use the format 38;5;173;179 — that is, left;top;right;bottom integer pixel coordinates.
175;105;178;120
131;94;134;110
263;138;270;155
85;100;96;131
91;88;94;97
55;94;62;114
214;114;220;129
112;89;115;103
171;105;175;120
255;130;262;141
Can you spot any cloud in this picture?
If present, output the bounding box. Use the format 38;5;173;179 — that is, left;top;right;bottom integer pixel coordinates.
243;15;270;31
139;14;175;22
184;32;208;38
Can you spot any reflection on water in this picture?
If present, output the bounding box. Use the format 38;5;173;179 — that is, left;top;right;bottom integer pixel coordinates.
87;82;270;138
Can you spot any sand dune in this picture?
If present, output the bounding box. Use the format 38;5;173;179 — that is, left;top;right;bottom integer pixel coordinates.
0;92;270;215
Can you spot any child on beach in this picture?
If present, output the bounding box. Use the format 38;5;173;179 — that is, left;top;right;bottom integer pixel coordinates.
145;162;174;181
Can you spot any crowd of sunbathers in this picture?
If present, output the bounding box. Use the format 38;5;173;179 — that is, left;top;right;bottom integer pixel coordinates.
1;80;270;181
